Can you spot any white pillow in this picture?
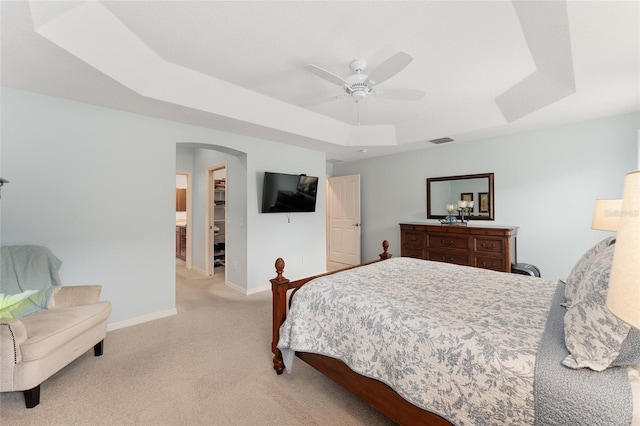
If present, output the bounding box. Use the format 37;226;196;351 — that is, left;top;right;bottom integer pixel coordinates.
562;244;639;371
564;236;615;307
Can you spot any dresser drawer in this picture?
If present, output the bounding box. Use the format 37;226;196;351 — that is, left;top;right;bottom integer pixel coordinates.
473;255;505;272
399;223;517;273
428;250;469;266
401;224;427;231
402;230;425;247
473;237;504;254
427;234;468;250
402;247;425;259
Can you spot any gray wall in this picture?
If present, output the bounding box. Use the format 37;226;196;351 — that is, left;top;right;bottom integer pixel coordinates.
2;86;637;327
1;87;327;327
332;113;639;280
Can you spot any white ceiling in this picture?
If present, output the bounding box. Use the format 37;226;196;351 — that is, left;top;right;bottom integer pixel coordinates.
1;1;638;162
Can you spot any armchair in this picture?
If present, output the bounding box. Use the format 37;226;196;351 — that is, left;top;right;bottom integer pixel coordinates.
0;246;111;408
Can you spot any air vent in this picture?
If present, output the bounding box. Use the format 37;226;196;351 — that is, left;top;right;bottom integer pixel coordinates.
429;137;454;145
326;158;343;164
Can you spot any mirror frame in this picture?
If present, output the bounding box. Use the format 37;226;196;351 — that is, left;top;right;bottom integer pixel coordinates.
426;172;495;221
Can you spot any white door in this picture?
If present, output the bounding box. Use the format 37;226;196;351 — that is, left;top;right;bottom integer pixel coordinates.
328;175;361;265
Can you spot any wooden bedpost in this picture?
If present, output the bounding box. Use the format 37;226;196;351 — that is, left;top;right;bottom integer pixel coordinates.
271;257;289;375
271;240;393;376
379;239;392;260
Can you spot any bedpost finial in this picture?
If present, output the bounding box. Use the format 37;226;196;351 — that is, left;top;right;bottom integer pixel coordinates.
274;257;286;282
379;240;392;259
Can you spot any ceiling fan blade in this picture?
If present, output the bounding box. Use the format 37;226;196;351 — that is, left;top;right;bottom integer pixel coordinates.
365;52;413;86
299;94;347;107
373;88;425;101
304;64;349;87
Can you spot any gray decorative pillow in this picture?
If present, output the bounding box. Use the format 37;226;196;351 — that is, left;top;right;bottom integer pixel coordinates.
562;244;637;371
614;328;640;367
564;236;615;307
570;244;615;305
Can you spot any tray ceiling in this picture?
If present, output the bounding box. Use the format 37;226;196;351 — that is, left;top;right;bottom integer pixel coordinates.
2;1;638;162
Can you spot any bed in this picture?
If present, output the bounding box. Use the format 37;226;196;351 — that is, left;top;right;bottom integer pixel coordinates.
271;239;640;425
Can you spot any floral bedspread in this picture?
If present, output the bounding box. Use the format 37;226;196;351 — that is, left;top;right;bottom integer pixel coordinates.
278;257;558;425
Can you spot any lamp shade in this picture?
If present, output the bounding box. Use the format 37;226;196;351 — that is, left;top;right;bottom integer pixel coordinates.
607;171;640;329
591;199;622;231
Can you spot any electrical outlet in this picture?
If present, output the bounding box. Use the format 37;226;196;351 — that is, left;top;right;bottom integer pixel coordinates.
233;261;238;270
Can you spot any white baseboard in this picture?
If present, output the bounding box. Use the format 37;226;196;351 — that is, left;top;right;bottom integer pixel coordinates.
107;308;177;331
225;279;269;295
192;265;207;275
246;283;270;295
106;273;269;331
224;280;244;294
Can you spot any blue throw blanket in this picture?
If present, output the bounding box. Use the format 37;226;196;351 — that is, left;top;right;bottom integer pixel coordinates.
534;281;632;425
0;245;62;318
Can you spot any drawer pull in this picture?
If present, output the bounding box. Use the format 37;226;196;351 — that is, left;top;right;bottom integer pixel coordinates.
441;239;454;246
481;242;496;249
481;261;497;268
442;256;454;262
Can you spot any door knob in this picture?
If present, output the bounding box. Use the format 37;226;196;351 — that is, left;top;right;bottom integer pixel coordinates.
354;223;361;227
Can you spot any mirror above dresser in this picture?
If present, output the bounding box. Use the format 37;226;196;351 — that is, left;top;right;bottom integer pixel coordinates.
427;172;494;220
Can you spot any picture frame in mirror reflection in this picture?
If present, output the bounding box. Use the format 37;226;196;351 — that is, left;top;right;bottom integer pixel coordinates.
479;192;489;213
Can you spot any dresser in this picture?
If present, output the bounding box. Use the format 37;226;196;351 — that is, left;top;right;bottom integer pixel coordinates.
399;223;518;272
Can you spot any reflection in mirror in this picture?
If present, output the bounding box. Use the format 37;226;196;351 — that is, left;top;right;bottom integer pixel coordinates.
427;173;494;220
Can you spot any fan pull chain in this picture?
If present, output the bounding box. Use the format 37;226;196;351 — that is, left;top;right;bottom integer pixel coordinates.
356;101;361;126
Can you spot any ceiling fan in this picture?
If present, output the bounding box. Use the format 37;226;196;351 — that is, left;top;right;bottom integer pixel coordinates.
302;52;425;124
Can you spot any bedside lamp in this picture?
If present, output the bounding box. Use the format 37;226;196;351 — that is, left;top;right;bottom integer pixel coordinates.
607;171;640;329
591;199;622;231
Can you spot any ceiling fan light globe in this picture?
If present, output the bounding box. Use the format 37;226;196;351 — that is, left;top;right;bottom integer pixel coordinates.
351;90;367;102
346;73;368;85
350;59;367;73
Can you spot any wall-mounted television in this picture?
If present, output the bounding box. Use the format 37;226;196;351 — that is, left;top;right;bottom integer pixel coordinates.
261;172;319;213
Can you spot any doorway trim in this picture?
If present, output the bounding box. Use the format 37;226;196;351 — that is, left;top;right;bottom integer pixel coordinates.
176;171;193;269
205;163;227;277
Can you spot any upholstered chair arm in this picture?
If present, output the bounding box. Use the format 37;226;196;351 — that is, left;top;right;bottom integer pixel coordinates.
0;321;27;389
48;285;102;309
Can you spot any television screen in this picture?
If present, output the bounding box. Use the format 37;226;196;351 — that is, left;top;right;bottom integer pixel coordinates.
261;172;318;213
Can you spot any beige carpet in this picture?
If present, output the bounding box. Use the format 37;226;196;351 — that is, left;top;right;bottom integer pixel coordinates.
0;263;393;425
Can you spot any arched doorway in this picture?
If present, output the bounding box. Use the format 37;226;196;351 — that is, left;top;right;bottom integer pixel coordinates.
175;143;247;290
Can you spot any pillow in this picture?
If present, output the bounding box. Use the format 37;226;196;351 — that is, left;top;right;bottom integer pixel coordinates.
562;244;640;371
564;236;616;307
569;243;616;306
614;328;640;368
0;290;39;320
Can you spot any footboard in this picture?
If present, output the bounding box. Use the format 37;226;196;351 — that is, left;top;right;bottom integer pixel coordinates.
270;240;391;374
269;242;454;425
